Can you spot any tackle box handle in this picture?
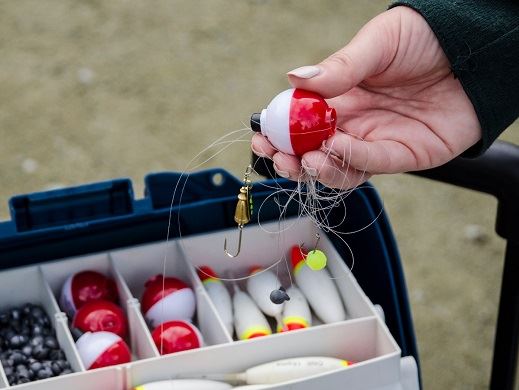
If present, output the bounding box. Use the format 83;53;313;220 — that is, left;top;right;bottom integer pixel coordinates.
410;141;519;390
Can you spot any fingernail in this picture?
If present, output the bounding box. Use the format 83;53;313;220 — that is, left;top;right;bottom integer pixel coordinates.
301;161;318;177
321;145;342;160
273;163;290;178
287;65;320;79
251;144;270;159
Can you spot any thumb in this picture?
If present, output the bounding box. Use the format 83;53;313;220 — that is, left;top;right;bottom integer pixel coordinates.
287;11;397;98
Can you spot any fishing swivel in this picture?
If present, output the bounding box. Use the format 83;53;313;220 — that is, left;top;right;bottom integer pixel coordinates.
224;165;253;258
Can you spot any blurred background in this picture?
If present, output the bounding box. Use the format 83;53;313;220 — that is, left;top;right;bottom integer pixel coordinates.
0;1;517;388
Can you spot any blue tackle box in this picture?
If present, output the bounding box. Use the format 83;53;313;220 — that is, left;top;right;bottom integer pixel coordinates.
0;141;515;390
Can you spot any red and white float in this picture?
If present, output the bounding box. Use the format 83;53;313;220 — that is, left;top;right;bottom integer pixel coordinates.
60;270;118;318
251;88;336;156
151;320;203;355
141;275;196;328
73;300;128;338
76;331;131;370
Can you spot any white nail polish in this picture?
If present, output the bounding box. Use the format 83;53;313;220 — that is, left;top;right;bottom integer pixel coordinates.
287;66;320;79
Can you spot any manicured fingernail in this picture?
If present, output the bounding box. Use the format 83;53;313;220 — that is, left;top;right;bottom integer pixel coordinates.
273;164;290;178
251;144;269;159
287;65;320;79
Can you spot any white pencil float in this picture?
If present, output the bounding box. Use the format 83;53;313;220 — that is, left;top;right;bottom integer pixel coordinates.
232;285;271;340
195;356;353;385
246;266;284;318
133;379;232;390
197;266;233;336
277;286;311;332
290;246;347;323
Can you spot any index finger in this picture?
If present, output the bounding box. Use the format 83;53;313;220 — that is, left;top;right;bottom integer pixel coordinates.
251;133;277;159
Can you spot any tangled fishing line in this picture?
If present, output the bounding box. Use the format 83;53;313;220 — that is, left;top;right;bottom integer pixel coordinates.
162;123;383;282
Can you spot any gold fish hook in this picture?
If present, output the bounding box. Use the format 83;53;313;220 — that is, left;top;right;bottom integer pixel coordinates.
224;165;253;258
224;225;244;258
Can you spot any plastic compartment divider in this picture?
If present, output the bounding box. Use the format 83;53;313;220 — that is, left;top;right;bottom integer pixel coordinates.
0;265;85;388
0;215;418;389
38;267;85;372
178;246;234;343
0;363;9;388
108;256;159;359
125;298;159;358
13;367;125;390
110;240;232;348
40;253;150;362
52;312;85;372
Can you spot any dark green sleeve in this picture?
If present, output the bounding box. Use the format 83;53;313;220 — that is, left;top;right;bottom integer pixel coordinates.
390;1;519;156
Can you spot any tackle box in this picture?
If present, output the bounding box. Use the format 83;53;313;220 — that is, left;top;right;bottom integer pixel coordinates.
0;140;516;389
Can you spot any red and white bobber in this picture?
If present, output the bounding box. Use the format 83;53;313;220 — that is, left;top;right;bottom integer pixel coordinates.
73;300;128;338
151;320;203;355
75;331;131;370
141;275;196;328
60;270;118;318
251;88;337;156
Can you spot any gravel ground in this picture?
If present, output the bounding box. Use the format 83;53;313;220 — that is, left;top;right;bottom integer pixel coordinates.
1;1;518;388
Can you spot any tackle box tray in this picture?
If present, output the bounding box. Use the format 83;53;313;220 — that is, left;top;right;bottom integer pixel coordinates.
0;218;419;389
0;169;420;389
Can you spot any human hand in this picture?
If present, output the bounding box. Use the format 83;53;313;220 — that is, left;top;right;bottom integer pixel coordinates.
251;6;481;189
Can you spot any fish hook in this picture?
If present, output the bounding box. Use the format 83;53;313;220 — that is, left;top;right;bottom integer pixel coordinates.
224;225;244;258
223;165;253;258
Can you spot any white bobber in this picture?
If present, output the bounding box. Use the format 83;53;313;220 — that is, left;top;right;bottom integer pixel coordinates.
141;274;196;328
251;88;336;156
75;331;131;370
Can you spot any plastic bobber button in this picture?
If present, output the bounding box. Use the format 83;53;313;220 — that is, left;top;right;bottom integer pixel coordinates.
305;250;327;271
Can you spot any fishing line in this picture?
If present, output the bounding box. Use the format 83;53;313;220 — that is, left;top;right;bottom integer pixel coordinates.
159;113;385;315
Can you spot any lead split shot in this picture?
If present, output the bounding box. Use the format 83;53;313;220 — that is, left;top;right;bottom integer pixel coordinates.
270;286;290;305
